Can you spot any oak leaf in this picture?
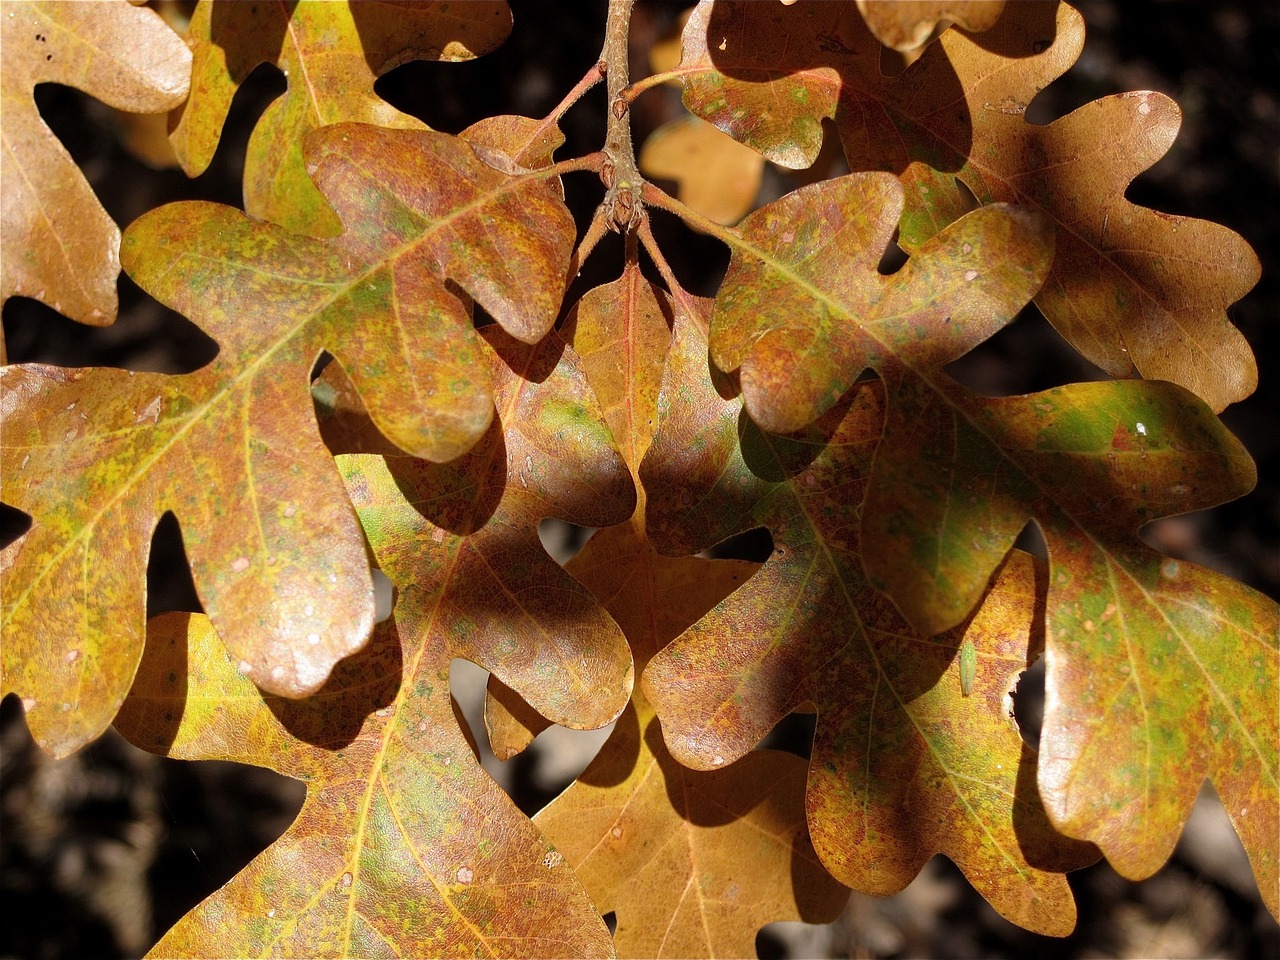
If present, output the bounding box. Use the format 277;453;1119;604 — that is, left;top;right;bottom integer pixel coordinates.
1;123;573;756
676;0;1260;411
0;0;190;340
639;115;764;226
482;267;845;957
115;610;618;959
171;0;511;234
640;302;1097;935
113;327;636;957
855;0;1006;52
701;169;1279;913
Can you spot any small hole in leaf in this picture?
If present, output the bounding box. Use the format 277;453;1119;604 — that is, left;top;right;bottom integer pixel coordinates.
146;513;202;619
1011;654;1045;749
877;227;909;275
372;568;395;624
954;176;982;214
1014;520;1049;564
702;526;774;563
944;304;1112;396
538;518;595;565
602;911;618;935
754;709;816;760
0;503;33;550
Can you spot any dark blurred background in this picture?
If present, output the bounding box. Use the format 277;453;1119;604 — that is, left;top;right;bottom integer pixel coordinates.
2;1;1277;957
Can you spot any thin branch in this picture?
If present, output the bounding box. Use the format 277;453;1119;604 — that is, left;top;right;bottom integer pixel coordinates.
599;0;645;233
622;66;700;103
641;181;741;248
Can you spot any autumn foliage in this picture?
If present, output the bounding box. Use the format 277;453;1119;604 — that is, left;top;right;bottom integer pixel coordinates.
1;1;1276;957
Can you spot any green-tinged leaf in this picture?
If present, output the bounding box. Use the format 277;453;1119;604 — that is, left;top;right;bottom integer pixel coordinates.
0;0;190;337
112;328;636;957
699;165;1277;909
863;372;1276;906
1;124;573;755
640;305;1096;935
115;611;617;959
712;173;1053;435
172;0;511;234
677;0;1260;411
482;269;846;957
337;326;637;738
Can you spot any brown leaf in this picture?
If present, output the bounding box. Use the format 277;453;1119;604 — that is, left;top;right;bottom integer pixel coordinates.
171;0;511;234
855;0;1006;52
640;115;764;226
483;269;847;955
1;124;573;756
640;304;1096;935
112;327;636;956
0;0;190;336
115;610;617;959
676;0;1260;411
697;165;1277;911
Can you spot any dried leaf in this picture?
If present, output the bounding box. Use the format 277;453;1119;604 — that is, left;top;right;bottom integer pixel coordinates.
337;326;638;738
676;0;1260;410
855;0;1005;52
171;0;511;234
112;327;636;956
640;115;764;226
484;268;846;955
640;305;1096;935
115;610;618;959
0;0;190;335
1;124;573;756
700;167;1277;909
677;0;840;170
711;173;1053;436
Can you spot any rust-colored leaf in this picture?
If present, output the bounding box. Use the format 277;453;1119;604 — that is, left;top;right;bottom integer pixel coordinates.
483;268;846;956
855;0;1005;52
711;173;1054;436
337;326;638;740
0;0;190;337
1;124;573;756
640;305;1096;935
112;327;636;957
676;0;840;170
171;0;511;234
640;115;764;226
701;169;1278;911
676;0;1260;411
116;610;617;959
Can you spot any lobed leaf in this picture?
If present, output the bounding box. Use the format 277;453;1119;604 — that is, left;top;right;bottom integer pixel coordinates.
1;124;573;755
0;0;190;340
854;1;1006;52
113;327;637;957
171;0;511;234
481;268;847;956
640;305;1096;935
695;165;1278;912
117;610;616;959
677;0;1260;411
